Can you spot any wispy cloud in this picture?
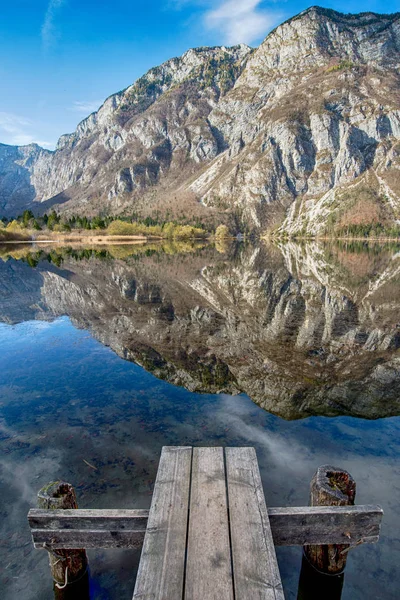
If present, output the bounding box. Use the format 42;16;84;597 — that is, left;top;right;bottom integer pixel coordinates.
69;100;102;114
41;0;66;50
204;0;281;45
169;0;281;46
0;112;54;148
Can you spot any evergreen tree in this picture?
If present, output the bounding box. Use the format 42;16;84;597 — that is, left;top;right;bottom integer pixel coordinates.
47;211;59;230
22;210;34;227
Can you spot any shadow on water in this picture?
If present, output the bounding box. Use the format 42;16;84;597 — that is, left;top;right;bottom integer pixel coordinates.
0;240;399;599
297;554;344;600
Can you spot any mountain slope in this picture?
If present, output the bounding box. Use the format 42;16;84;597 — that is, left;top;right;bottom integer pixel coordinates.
0;143;51;216
1;7;400;234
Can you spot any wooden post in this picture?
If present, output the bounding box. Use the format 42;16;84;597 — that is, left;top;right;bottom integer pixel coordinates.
297;465;356;599
37;481;89;599
305;465;356;573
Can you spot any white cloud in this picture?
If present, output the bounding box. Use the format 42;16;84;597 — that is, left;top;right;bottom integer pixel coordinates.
0;112;32;131
0;112;54;149
204;0;280;45
41;0;66;50
69;100;102;114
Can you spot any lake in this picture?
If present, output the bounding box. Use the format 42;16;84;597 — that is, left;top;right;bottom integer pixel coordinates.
0;241;399;599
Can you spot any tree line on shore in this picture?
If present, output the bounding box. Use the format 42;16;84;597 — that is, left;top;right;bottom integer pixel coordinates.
0;210;231;241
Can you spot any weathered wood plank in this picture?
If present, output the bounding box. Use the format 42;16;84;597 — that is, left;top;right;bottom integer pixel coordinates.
268;505;383;546
185;447;234;600
29;508;148;549
132;446;192;600
28;508;148;530
28;505;383;548
31;529;146;549
226;447;285;600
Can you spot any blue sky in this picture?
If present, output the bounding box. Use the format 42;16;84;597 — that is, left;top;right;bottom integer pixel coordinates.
1;0;398;149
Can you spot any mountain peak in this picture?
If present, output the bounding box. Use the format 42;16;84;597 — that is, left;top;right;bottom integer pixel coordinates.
264;5;400;44
251;4;400;74
0;7;399;236
295;5;400;22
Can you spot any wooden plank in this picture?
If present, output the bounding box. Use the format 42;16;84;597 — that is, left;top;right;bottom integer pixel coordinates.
29;508;148;549
132;446;192;600
226;447;284;600
31;529;145;549
28;505;383;548
28;508;148;530
268;504;383;546
185;447;234;600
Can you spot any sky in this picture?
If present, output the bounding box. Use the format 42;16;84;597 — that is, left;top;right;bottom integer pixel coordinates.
1;0;398;150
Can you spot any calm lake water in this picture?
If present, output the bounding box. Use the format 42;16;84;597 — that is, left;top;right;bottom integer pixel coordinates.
0;241;399;599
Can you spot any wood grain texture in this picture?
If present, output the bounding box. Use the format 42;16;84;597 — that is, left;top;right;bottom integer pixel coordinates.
226;447;285;600
305;465;356;574
36;481;88;588
185;447;234;600
132;446;192;600
28;508;149;530
268;505;382;546
28;505;382;548
31;529;146;549
29;508;148;548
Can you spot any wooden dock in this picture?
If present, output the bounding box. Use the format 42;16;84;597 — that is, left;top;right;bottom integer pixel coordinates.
134;446;283;599
28;446;383;599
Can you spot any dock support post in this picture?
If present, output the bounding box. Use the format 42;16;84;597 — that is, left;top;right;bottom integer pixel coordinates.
37;481;89;599
297;465;356;599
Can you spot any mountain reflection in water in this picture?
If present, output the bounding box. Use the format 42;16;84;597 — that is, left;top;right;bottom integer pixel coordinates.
0;241;400;600
1;241;400;420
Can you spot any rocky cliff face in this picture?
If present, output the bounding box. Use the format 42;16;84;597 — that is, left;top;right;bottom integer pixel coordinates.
1;241;400;420
1;7;400;234
0;144;51;216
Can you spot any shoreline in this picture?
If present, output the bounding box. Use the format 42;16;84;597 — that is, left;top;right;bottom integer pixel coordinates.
0;234;213;246
265;235;400;243
2;234;400;246
2;235;164;246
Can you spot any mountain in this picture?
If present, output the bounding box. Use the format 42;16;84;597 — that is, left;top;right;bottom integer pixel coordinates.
1;242;400;419
1;7;400;235
0;143;51;217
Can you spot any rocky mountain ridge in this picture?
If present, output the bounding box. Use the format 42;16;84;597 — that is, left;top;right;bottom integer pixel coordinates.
1;7;400;235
